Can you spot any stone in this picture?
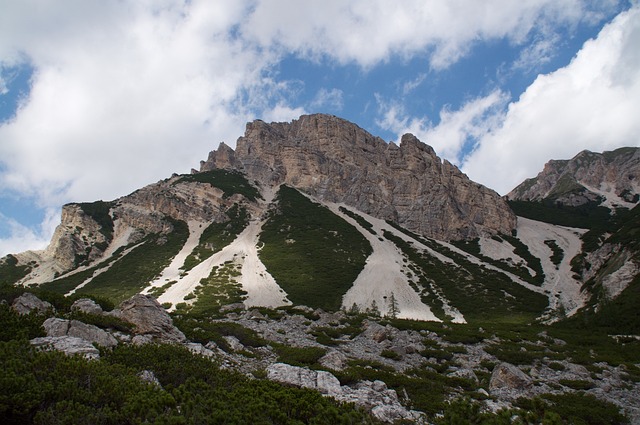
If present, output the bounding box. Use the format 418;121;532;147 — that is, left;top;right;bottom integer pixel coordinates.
71;298;104;315
362;321;390;343
267;363;342;396
138;370;162;388
222;335;245;352
11;293;54;315
43;317;118;348
30;336;100;359
185;342;216;358
119;295;186;343
132;334;155;346
489;362;533;393
319;350;349;371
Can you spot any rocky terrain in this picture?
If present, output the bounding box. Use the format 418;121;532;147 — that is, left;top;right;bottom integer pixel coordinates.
1;114;639;423
202;114;516;240
508;147;640;209
7;291;640;423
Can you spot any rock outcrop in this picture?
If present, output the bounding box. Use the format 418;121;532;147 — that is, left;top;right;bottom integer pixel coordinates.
118;295;186;343
43;317;118;348
508;147;640;207
489;362;533;398
11;292;54;315
71;298;104;315
266;362;422;423
201;114;515;240
30;336;101;359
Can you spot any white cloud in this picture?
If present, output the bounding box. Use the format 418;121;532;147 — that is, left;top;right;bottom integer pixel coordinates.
0;208;59;257
462;4;640;195
241;0;619;69
0;0;271;208
377;90;508;164
310;88;344;111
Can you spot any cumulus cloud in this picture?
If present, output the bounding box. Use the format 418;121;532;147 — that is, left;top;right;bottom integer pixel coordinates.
241;0;618;69
0;209;59;257
0;0;268;208
462;4;640;194
377;90;508;163
310;88;344;111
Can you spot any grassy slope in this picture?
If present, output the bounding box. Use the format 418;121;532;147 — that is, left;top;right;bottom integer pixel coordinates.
383;228;548;324
258;186;372;311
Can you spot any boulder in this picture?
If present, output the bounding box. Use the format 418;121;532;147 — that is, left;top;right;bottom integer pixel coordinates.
267;363;342;396
30;336;100;359
319;350;349;371
489;362;533;393
71;298;104;315
118;295;186;343
222;335;245;352
43;317;118;348
11;293;54;315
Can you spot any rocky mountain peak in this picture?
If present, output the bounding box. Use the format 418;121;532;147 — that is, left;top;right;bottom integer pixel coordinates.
201;114;515;240
508;147;640;208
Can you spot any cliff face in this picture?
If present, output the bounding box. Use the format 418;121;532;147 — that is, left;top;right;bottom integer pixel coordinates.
508;147;640;207
201;114;516;240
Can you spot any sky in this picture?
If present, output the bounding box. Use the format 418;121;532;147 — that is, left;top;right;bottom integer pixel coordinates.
1;0;639;256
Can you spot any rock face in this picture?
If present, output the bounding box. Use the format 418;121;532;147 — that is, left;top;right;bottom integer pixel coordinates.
489;362;533;396
201;114;515;240
71;298;104;315
11;293;54;315
43;317;118;348
118;295;186;343
508;147;640;207
30;336;101;359
266;363;421;423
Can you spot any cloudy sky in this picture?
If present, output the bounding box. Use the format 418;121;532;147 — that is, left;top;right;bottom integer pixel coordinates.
1;0;639;256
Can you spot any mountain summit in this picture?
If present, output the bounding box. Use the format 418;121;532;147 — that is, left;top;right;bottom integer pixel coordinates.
201;114;515;240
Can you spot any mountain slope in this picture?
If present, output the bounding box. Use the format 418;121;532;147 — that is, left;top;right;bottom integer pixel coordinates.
508;147;640;332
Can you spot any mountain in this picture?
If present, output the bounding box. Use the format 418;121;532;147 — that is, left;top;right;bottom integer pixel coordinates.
508;147;640;208
508;147;640;334
202;114;515;240
1;115;640;423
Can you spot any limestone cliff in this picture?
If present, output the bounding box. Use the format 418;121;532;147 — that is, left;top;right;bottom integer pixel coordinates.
508;147;640;207
201;114;515;240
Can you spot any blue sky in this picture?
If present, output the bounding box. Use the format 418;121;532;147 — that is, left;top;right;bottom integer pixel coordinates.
1;0;640;256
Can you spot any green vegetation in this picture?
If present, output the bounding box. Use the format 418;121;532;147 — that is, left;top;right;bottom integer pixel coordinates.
453;237;544;286
259;186;372;311
176;261;247;316
0;339;374;424
544;239;564;267
382;229;548;323
0;254;32;286
514;393;628;425
174;169;261;202
73;219;189;303
174;316;266;352
339;207;376;235
182;204;249;272
272;344;327;367
508;199;613;230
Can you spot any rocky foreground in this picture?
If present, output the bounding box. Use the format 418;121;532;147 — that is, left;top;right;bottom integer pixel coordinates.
11;292;640;424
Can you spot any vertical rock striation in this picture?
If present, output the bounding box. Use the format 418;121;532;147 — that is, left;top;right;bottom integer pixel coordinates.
201;114;515;240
